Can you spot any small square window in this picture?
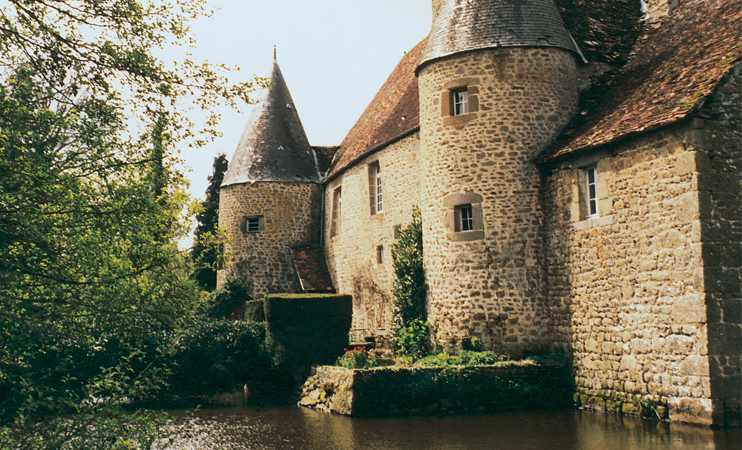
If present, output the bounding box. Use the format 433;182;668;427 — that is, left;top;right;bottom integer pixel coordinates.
452;89;468;116
242;215;263;233
455;205;474;232
376;245;385;264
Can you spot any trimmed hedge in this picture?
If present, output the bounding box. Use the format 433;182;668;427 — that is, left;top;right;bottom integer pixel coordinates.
264;293;352;379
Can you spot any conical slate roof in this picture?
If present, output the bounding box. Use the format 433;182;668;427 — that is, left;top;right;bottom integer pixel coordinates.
222;59;320;186
419;0;580;71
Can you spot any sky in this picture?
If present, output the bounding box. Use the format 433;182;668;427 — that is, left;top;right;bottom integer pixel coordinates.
177;0;433;213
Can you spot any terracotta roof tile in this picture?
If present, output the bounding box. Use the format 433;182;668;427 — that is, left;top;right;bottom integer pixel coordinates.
327;38;426;178
542;0;742;161
290;245;335;293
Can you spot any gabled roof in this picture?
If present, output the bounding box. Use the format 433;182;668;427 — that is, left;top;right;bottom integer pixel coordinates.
419;0;579;71
542;0;742;161
326;39;427;179
222;59;320;186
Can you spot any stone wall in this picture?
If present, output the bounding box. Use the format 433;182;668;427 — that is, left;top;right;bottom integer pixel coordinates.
218;181;322;296
417;47;579;354
323;134;422;336
543;65;741;426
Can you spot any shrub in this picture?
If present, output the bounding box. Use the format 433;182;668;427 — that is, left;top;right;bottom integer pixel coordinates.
390;207;428;357
337;347;377;369
391;319;430;360
202;277;251;319
416;350;502;367
165;318;280;399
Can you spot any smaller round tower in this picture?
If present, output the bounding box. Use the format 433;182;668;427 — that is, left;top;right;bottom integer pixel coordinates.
416;0;581;355
218;56;323;296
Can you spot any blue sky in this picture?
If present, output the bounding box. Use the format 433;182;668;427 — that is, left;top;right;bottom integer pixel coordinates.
178;0;432;210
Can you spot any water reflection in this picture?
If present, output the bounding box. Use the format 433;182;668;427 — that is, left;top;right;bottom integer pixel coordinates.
164;407;740;450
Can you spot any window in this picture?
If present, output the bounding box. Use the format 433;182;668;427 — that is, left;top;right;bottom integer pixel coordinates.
582;166;598;218
455;204;474;232
376;245;384;264
368;162;383;214
331;187;342;236
452;89;468;116
242;215;263;233
393;225;401;240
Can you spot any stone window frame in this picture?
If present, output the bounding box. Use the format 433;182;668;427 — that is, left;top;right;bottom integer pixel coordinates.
441;78;479;127
376;245;385;264
241;215;264;233
330;186;342;237
444;192;484;242
368;161;383;215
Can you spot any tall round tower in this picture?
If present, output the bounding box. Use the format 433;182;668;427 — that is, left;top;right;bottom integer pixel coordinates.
218;56;323;296
416;0;580;355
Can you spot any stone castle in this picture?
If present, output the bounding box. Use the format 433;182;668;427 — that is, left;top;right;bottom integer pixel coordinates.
217;0;741;426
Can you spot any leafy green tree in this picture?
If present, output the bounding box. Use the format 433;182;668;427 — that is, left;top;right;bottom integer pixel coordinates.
0;0;260;447
192;153;229;291
390;207;429;358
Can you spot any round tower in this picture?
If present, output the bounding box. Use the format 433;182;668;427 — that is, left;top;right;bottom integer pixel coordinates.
416;0;580;355
218;56;323;296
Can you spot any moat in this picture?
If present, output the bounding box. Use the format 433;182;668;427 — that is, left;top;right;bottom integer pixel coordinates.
164;407;740;449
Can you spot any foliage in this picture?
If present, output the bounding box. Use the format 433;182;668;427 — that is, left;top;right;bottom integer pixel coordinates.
390;207;427;356
165;318;280;400
391;320;430;361
416;350;503;367
337;347;377;370
264;294;353;380
0;0;260;447
192;154;229;292
200;277;251;319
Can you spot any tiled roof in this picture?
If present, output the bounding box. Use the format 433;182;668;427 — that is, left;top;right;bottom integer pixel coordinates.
326;39;426;179
419;0;579;70
556;0;643;66
542;0;742;161
222;60;320;186
290;245;335;293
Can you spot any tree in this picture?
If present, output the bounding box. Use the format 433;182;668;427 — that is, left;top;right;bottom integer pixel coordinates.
390;207;429;359
0;1;259;447
192;153;229;291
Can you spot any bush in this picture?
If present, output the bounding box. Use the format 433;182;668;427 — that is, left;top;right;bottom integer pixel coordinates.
202;277;251;319
165;318;280;399
337;347;377;369
390;207;428;357
416;350;502;367
391;320;430;361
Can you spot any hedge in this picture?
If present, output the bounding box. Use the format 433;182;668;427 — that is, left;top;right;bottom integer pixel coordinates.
264;293;352;379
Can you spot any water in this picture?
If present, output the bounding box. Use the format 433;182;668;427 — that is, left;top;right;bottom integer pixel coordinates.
164;407;740;450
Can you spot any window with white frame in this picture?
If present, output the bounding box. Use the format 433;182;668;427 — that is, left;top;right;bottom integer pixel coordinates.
452;88;468;116
368;161;383;214
455;204;474;232
582;166;598;218
331;186;342;236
